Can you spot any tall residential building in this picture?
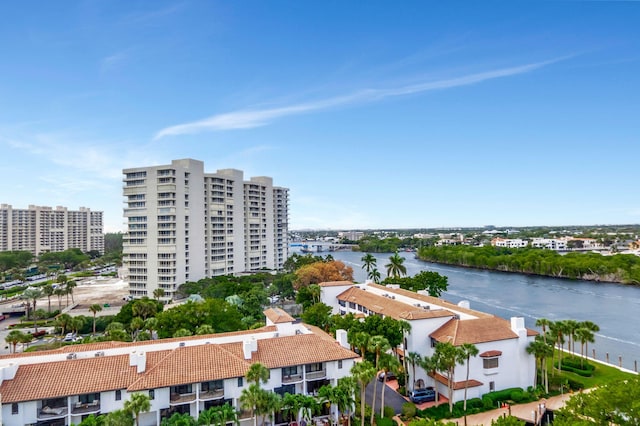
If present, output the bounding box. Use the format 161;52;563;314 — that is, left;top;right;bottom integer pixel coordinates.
0;204;104;256
122;159;289;300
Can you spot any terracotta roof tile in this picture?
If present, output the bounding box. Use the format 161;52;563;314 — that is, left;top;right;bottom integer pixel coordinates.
264;308;295;324
431;318;520;345
319;281;354;287
480;350;503;357
430;372;483;390
337;287;454;321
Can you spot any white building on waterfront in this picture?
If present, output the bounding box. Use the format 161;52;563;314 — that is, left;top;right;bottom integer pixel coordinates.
491;238;529;248
0;309;356;426
122;159;289;300
320;280;537;403
530;238;567;251
0;204;104;256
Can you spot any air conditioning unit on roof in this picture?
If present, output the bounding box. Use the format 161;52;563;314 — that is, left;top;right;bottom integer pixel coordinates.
95;351;105;357
67;353;77;360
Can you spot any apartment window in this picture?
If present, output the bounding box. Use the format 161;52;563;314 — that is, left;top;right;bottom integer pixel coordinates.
483;357;499;369
306;363;323;373
237;377;243;387
115;389;122;400
12;403;18;414
149;389;155;400
282;366;298;377
489;381;495;392
338;360;343;369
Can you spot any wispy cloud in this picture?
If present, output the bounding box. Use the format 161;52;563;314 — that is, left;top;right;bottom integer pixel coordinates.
155;58;563;139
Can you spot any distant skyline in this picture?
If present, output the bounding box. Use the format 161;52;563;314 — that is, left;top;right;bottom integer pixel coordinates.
1;1;639;232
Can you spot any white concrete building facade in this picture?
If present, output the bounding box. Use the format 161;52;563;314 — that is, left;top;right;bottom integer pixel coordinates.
122;159;289;300
0;204;104;256
320;281;537;403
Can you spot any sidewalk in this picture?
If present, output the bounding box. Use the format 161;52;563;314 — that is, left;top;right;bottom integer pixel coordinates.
448;392;574;425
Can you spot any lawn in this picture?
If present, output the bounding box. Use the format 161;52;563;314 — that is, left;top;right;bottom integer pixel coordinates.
546;352;637;390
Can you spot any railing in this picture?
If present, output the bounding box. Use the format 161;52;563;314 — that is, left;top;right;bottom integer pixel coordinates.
71;401;100;415
282;373;303;383
199;389;225;400
305;370;326;380
38;406;68;419
170;392;196;405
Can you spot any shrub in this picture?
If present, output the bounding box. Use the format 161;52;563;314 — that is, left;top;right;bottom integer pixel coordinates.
401;402;416;419
510;389;524;402
384;406;395;419
466;398;484;409
482;395;494;410
375;415;394;426
397;386;406;396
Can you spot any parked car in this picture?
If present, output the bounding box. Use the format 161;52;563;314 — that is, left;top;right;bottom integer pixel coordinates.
63;333;76;342
409;388;436;403
377;371;397;382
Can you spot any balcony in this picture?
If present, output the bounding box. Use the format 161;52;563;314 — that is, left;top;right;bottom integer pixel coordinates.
170;392;196;405
71;400;101;415
305;370;327;380
282;373;303;384
199;388;225;401
38;405;68;420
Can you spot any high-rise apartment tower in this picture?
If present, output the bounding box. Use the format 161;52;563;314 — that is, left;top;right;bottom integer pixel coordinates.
0;204;104;255
122;159;289;300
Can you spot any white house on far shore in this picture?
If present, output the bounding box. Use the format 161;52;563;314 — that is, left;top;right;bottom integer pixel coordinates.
320;280;537;403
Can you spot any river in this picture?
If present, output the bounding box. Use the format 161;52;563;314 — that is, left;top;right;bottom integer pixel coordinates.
296;247;640;371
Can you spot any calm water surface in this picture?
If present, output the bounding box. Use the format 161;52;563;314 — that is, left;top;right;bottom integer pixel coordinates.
300;248;640;371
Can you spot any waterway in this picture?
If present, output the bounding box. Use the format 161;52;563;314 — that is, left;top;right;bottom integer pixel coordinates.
296;247;640;371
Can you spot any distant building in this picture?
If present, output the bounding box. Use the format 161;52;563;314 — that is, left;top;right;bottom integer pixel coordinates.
530;238;567;251
491;238;528;248
338;231;364;241
320;281;536;403
0;204;104;255
122;159;289;300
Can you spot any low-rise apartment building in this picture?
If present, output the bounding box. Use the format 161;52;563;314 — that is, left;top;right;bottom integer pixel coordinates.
491;238;528;248
320;281;536;403
0;309;357;426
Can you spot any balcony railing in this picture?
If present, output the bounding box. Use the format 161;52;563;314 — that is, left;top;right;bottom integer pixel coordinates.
170;392;196;405
199;389;225;400
305;370;327;380
71;400;101;415
38;406;68;420
282;373;303;384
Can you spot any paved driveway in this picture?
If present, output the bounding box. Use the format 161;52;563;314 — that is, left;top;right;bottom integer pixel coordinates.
364;379;407;415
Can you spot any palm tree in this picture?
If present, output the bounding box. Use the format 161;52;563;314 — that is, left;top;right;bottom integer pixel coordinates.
196;324;215;335
419;355;439;402
384;252;407;279
246;362;270;386
535;318;551;345
575;327;595;368
348;331;370;358
405;351;422;391
432;342;466;413
89;304;102;335
549;320;567;374
5;330;26;353
527;336;553;393
144;317;158;338
397;320;412;387
22;288;43;325
240;384;267;426
361;254;377;275
42;284;55;313
263;391;283;426
350;360;376;426
369;268;381;284
124;392;151;426
564;319;580;355
580;320;600;362
132;299;158;320
153;288;166;301
54;286;66;311
65;280;77;304
55;313;73;336
459;343;479;413
367;335;390;425
308;284;321;304
378;353;400;417
335;376;356;426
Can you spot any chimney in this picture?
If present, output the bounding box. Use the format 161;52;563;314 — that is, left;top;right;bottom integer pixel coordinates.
129;351;137;366
457;300;470;309
129;351;146;373
510;317;527;339
243;340;254;360
335;329;349;349
0;363;18;385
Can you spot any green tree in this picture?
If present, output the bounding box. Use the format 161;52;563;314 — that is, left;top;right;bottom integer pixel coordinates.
89;304;103;335
54;286;66;311
240;384;268;426
554;376;640;425
22;287;43;324
369;268;381;284
195;324;215;335
432;342;465;413
368;335;390;425
378;353;401;417
246;362;270;386
385;252;407;279
405;352;422;391
66;280;77;304
459;343;479;413
5;329;26;353
350;360;376;426
527;336;553;393
161;412;197;425
348;331;370;358
55;313;74;336
301;303;333;331
123;392;151;426
361;254;377;275
153;288;166;301
103;409;135;426
42;284;55;313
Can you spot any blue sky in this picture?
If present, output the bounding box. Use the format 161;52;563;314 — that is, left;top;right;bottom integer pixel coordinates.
1;1;639;232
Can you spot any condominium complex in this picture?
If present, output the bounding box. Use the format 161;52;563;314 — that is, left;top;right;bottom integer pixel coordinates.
0;309;358;426
0;204;104;256
122;159;289;300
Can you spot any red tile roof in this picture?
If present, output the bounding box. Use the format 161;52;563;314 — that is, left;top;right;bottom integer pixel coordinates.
264;308;295;324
